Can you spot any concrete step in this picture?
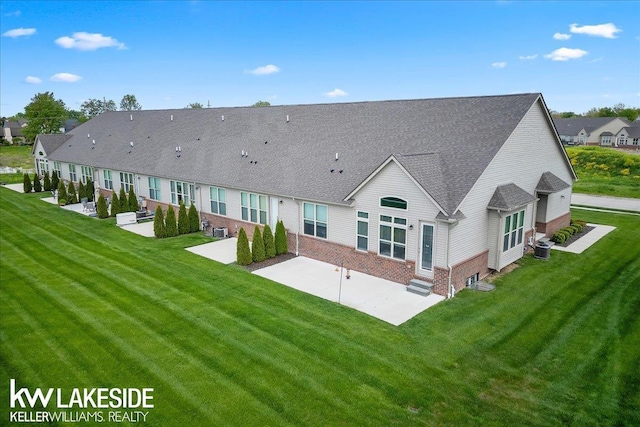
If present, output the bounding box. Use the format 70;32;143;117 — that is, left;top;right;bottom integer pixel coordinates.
407;279;433;297
407;284;431;297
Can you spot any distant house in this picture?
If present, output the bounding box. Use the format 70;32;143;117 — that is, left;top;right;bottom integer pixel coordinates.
36;93;576;296
2;119;27;144
553;117;631;146
615;124;640;148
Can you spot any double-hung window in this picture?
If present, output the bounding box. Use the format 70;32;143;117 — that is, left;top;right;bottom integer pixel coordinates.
170;180;195;206
241;192;267;224
210;187;227;215
103;170;113;190
120;172;134;192
149;177;161;200
81;166;93;183
68;164;77;182
503;210;524;252
303;203;327;238
53;161;61;180
38;159;48;175
356;211;369;251
379;215;406;260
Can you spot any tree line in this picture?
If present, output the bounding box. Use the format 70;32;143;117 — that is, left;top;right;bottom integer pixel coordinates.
550;103;639;122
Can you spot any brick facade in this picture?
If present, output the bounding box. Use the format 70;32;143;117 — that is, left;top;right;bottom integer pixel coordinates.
536;211;571;237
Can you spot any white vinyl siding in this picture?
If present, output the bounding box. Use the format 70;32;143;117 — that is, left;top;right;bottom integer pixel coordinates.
210;187;227;215
241;192;267;224
303;202;328;239
148;177;161;200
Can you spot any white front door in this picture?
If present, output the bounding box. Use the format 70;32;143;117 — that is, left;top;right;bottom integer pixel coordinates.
270;198;279;229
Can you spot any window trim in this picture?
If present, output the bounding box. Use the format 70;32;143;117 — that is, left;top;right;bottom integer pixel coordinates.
356;211;369;251
68;164;77;182
103;170;113;190
120;172;134;192
303;202;328;239
209;186;227;216
502;210;524;252
380;196;408;210
379;214;407;261
241;191;267;224
81;165;93;184
170;180;195;206
148;177;161;201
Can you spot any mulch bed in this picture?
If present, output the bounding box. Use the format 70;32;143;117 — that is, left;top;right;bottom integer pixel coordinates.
243;253;297;272
557;226;595;247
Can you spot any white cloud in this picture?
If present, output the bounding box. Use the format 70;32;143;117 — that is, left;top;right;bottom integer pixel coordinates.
2;28;36;38
55;32;126;51
570;23;621;39
325;88;348;98
247;64;280;75
544;47;588;61
491;62;507;69
25;76;42;84
50;73;82;82
553;33;571;40
5;10;21;17
519;54;538;60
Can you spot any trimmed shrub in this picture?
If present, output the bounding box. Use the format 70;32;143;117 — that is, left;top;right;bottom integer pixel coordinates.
86;178;95;202
118;186;128;212
252;226;265;262
236;228;252;266
128;187;139;212
552;232;566;244
67;181;77;204
23;173;32;193
33;173;42;192
154;206;166;238
110;192;120;216
188;204;200;233
43;171;51;191
275;220;288;255
178;202;190;235
165;205;178;237
97;194;109;218
57;180;67;205
51;171;59;192
78;180;86;201
263;224;276;259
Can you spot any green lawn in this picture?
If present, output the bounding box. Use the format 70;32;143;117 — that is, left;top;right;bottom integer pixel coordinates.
1;188;639;426
0;145;33;170
567;146;640;198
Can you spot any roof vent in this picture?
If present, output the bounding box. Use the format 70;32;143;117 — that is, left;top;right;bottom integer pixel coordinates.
87;133;90;138
130;114;133;121
130;141;134;147
286;115;289;122
221;115;224;121
170;114;174;121
92;139;95;144
335;153;339;161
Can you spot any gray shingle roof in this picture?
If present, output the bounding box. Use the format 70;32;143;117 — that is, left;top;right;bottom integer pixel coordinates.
35;134;71;155
553;117;630;136
47;93;545;215
487;183;536;211
623;125;640;138
536;172;570;194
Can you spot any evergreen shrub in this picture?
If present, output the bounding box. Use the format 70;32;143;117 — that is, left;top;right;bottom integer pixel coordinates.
23;173;32;193
252;226;265;262
263;224;276;259
154;206;166;238
165;205;178;237
33;173;42;192
178;202;189;235
188;204;200;233
275;220;288;255
97;194;109;218
236;228;252;266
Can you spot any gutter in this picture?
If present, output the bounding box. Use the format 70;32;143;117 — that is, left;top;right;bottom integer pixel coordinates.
292;197;300;256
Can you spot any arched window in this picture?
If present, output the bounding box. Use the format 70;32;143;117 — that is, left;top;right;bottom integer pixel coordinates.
380;196;407;210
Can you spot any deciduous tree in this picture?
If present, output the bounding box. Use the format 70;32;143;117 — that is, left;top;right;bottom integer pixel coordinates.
80;98;116;119
23;92;67;142
120;94;141;111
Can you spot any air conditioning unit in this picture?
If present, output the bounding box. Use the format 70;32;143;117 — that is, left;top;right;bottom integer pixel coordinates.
213;227;228;238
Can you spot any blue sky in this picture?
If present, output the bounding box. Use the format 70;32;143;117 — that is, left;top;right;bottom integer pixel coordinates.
1;1;638;117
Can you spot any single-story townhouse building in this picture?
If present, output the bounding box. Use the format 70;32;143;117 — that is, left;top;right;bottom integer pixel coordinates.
614;124;640;148
34;93;576;296
553;117;631;146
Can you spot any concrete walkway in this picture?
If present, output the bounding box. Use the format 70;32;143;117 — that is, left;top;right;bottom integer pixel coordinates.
186;238;241;264
552;223;616;254
571;194;640;212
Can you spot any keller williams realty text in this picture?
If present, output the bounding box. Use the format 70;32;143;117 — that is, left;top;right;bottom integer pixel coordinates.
8;379;153;423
